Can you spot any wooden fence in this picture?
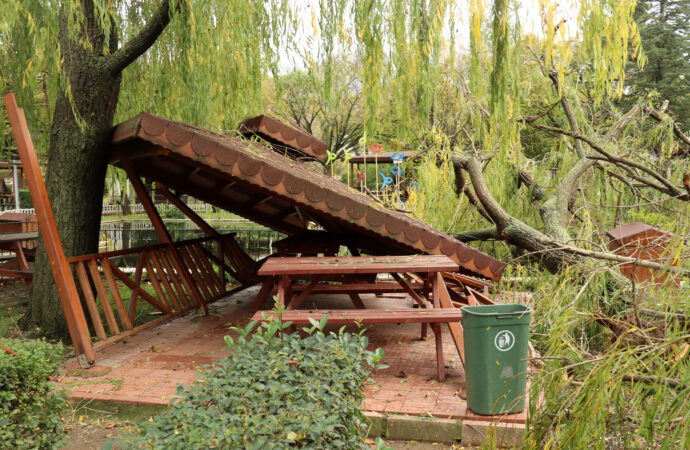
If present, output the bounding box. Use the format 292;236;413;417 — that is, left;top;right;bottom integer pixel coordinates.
66;233;239;350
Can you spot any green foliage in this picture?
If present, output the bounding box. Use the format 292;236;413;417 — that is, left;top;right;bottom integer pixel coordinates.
0;338;68;449
116;317;385;449
16;188;32;209
498;265;690;448
623;0;690;130
162;206;186;220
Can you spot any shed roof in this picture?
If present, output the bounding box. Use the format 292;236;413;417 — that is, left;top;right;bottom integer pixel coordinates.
238;115;327;162
606;221;674;242
110;112;505;281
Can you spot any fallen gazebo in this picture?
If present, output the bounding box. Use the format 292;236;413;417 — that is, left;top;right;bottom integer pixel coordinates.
5;93;505;368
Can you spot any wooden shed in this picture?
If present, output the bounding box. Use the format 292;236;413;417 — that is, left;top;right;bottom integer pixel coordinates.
606;222;677;285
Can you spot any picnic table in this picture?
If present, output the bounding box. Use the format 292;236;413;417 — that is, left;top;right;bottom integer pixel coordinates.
251;254;467;381
0;231;37;285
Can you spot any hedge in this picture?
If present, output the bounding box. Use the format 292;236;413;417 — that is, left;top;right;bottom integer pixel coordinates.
0;338;67;449
116;317;386;449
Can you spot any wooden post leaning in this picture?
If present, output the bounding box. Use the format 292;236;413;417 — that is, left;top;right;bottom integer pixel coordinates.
3;94;95;367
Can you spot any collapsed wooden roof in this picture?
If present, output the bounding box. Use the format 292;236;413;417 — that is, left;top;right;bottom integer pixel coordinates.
109;113;506;281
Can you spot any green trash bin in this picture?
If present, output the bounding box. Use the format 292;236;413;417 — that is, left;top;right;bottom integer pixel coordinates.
461;304;531;415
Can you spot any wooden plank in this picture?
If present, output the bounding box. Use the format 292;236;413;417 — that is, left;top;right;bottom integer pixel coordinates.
191;243;222;294
178;245;213;300
87;259;119;336
390;273;427;307
101;258;134;330
126;253;147;320
467;287;496;305
349;293;366;309
149;249;181;311
157;183;218;236
258;255;459;276
4;94;94;364
166;246;202;308
186;243;219;296
142;253;172;314
431;272;446;381
74;261;107;340
436;272;465;366
157;247;189;307
0;231;38;243
252;308;463;325
198;243;239;285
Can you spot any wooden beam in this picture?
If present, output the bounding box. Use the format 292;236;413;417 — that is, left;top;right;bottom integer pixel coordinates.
156;183;218;236
121;157;207;313
3;94;95;366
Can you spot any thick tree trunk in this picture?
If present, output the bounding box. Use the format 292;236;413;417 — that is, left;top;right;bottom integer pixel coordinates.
21;8;120;337
20;1;173;339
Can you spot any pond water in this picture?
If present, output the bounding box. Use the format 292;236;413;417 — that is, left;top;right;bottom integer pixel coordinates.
99;220;284;261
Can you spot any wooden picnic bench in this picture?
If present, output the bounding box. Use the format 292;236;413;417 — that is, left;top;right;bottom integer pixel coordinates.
0;231;37;286
250;254;467;381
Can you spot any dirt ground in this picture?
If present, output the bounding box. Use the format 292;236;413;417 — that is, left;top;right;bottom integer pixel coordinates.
61;400;464;449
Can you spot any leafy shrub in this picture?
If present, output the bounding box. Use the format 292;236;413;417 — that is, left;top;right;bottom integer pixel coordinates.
117;317;385;449
0;338;67;449
162;206;186;219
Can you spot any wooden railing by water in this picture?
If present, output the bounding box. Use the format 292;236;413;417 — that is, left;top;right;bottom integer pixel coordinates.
66;233;240;350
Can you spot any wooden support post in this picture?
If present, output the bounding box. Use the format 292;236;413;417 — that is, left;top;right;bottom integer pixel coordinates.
120;156;207;314
431;271;446;382
3;94;95;366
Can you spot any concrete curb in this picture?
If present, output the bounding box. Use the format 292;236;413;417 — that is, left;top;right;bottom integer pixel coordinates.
363;412;525;447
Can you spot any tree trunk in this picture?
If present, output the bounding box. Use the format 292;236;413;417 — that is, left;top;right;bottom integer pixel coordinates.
20;1;174;339
21;7;119;338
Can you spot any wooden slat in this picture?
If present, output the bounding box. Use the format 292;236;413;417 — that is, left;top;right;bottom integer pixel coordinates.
178;245;213;300
157;247;189;307
87;259;119;336
74;262;107;340
199;243;239;284
101;258;134;330
436;272;465;366
252;308;463;325
142;253;172;314
195;243;223;292
165;246;200;307
189;243;221;296
390;273;427;307
149;249;181;311
184;243;216;296
258;255;459;276
126;253;147;320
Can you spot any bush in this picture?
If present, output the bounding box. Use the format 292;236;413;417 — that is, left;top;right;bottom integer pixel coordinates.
0;338;67;449
117;317;385;449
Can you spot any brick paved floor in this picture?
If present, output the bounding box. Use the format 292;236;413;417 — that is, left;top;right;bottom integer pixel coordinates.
56;286;527;424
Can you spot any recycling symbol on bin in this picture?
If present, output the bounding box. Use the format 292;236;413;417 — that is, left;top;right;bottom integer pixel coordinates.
494;330;515;352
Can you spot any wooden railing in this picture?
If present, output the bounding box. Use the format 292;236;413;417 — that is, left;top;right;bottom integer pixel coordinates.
66;233;242;350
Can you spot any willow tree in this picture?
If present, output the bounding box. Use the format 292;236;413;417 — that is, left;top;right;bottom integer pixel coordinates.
0;0;293;337
1;0;680;338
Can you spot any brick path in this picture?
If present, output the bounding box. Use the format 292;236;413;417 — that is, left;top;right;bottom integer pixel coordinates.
56;286;527;424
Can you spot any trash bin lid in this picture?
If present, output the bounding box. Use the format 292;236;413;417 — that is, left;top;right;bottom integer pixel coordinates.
461;304;531;318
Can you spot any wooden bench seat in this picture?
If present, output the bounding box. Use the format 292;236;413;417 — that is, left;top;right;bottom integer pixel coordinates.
251;308;462;325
